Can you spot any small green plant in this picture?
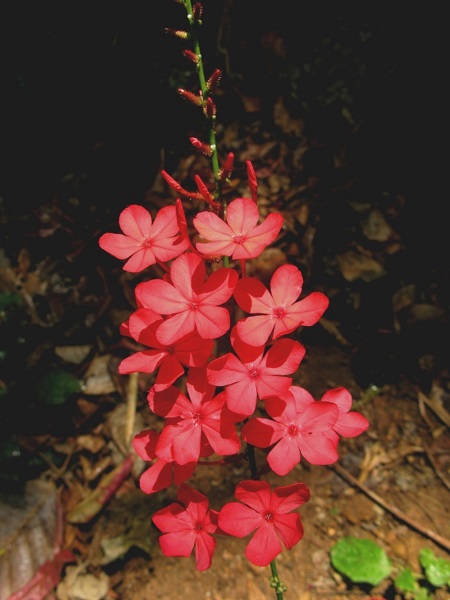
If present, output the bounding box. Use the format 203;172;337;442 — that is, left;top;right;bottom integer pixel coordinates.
330;536;450;599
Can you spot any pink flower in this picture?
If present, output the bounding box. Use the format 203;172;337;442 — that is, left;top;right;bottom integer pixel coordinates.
135;252;238;345
242;386;340;475
98;204;189;272
118;308;213;391
148;368;241;464
218;480;310;567
233;263;329;346
320;387;370;437
152;484;218;571
132;430;196;495
207;327;305;416
193;197;284;259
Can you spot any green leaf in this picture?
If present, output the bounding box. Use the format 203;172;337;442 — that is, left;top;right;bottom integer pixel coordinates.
394;567;418;593
36;369;83;405
330;536;391;586
419;548;450;587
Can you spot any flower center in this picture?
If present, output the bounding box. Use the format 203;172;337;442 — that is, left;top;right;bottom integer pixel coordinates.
193;412;203;424
288;424;299;437
190;301;198;310
194;522;203;531
232;233;245;244
264;513;273;521
272;306;286;319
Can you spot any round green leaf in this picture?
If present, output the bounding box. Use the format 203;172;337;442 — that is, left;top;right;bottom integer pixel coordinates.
419;548;450;587
395;567;418;593
330;536;391;586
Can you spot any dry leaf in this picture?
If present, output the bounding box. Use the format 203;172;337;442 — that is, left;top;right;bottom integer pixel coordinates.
55;345;93;365
0;479;74;600
82;354;116;395
336;250;385;282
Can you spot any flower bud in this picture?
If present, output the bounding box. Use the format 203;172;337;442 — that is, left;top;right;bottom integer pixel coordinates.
178;89;203;107
192;2;203;23
182;49;199;65
164;27;189;40
219;152;235;181
190;137;213;157
204;97;216;119
206;69;222;93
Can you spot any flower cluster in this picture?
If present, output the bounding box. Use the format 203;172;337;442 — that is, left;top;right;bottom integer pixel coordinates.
98;0;369;591
100;173;369;569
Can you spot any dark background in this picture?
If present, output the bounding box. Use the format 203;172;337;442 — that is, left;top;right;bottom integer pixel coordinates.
0;3;445;212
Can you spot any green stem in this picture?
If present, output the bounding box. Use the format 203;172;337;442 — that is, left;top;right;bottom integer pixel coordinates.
269;559;287;599
184;0;222;201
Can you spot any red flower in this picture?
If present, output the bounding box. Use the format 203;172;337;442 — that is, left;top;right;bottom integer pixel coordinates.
218;480;310;567
233;263;329;346
320;387;370;437
134;253;238;345
152;484;219;571
98;204;188;272
132;430;196;495
148;368;241;464
207;327;305;416
118;308;213;391
193;197;283;259
242;386;340;475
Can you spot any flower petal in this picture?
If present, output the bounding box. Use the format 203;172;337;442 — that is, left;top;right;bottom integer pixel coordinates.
218;502;261;537
245;522;282;566
270;264;303;306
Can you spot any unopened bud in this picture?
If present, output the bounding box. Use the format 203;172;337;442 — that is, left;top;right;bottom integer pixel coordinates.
219;152;235;181
190;137;213;157
204;97;216;119
206;69;222;93
192;2;203;22
178;89;203;106
182;49;199;65
246;160;258;203
165;27;189;40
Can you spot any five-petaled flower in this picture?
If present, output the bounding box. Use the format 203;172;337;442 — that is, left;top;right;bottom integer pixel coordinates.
193;197;284;260
207;326;305;416
118;308;213;391
134;252;238;345
98;204;189;272
132;430;196;495
319;387;370;437
147;367;242;464
218;480;310;566
233;263;329;346
242;385;340;475
152;483;219;571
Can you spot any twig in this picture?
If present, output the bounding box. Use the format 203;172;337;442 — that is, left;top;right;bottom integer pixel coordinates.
125;372;139;449
418;389;450;428
330;462;450;553
424;445;450;492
